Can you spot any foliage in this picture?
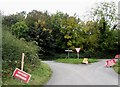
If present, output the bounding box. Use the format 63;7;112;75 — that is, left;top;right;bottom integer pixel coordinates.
2;62;52;85
11;21;29;39
2;11;26;27
90;2;117;26
113;60;120;74
2;2;119;60
2;30;40;81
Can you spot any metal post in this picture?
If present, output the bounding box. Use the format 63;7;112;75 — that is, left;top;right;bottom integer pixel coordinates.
68;49;69;58
77;52;79;59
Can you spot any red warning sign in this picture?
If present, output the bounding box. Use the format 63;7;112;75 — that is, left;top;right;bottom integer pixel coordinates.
105;59;116;67
115;54;120;59
75;48;80;53
13;68;31;83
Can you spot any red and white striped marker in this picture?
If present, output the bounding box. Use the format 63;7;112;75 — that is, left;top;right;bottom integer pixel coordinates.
75;48;80;53
105;59;116;67
115;54;120;59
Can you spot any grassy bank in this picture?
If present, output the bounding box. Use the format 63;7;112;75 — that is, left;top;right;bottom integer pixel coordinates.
55;58;98;64
2;30;52;86
2;62;52;86
113;60;120;74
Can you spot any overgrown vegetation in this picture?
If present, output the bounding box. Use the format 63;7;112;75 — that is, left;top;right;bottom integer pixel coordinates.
55;58;98;64
2;29;52;85
113;60;120;74
1;1;119;85
2;62;52;85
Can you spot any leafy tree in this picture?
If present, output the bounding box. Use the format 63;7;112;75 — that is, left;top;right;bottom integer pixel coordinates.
82;21;99;51
90;2;117;27
60;16;81;49
11;21;29;39
50;12;69;51
2;11;26;28
90;2;118;52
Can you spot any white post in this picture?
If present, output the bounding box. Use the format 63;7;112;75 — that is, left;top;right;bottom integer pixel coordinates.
75;48;80;59
21;53;24;71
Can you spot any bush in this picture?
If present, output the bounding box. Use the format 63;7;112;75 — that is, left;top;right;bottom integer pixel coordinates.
11;21;29;39
113;60;120;74
2;30;40;81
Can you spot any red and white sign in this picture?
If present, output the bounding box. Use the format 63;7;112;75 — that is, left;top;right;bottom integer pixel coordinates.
13;68;31;83
75;48;80;53
105;59;116;67
115;54;120;59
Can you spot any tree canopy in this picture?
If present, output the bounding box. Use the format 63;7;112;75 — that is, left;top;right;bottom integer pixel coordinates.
2;2;119;59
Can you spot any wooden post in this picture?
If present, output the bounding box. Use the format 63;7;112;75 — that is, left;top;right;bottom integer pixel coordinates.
21;53;24;71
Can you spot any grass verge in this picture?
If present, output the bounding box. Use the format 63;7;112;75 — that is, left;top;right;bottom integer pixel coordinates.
113;59;120;74
2;62;52;86
55;58;98;64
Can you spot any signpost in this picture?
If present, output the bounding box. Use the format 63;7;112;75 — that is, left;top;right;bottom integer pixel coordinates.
13;68;31;83
65;49;73;58
75;48;80;59
13;53;31;83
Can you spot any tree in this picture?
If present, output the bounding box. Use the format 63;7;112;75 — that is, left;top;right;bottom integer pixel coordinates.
90;2;117;27
50;12;69;51
11;21;29;39
2;11;26;28
60;16;81;49
89;2;118;52
82;21;99;51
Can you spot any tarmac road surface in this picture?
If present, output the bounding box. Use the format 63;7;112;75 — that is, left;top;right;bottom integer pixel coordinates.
43;59;118;85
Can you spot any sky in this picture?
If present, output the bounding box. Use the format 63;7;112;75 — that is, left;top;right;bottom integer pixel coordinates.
0;0;119;18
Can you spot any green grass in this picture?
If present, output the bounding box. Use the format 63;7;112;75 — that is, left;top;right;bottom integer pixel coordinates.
2;62;52;86
55;58;98;64
113;60;120;74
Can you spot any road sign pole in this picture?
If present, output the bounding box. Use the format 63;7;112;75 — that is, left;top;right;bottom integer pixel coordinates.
68;50;69;58
65;48;72;58
77;52;79;59
75;48;80;59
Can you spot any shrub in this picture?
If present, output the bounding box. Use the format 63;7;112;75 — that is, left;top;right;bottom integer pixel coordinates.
11;21;29;39
2;30;40;81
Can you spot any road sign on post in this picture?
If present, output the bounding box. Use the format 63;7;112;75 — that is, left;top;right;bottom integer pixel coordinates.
65;49;73;58
75;48;80;59
13;68;31;83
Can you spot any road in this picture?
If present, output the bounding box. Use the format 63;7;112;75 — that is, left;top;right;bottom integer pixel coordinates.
43;60;118;85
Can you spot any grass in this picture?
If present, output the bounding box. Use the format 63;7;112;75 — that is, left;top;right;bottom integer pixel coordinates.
55;58;98;64
2;62;52;86
113;59;120;74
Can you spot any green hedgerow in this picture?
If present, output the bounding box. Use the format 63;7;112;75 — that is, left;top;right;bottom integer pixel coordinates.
2;30;40;81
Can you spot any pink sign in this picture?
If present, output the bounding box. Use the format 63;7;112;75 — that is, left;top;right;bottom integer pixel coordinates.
115;54;120;59
13;68;31;83
75;48;80;53
105;59;116;67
